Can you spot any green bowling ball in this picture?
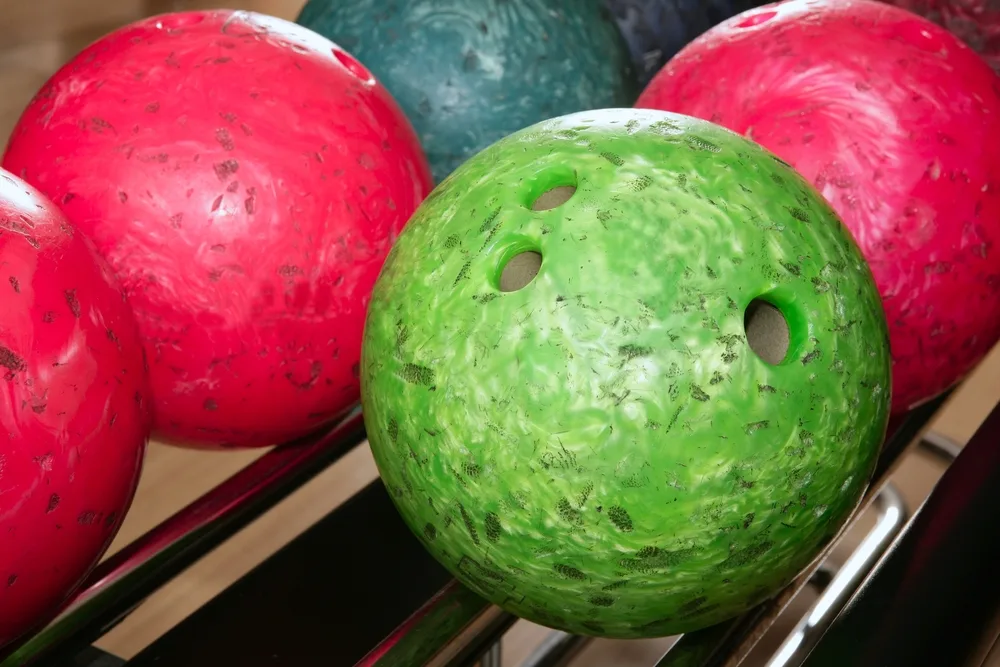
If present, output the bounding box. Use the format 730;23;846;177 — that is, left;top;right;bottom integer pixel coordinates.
360;108;891;638
296;0;639;183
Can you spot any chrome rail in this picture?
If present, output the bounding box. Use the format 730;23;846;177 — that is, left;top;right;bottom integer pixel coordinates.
651;391;952;667
765;482;910;667
0;408;368;667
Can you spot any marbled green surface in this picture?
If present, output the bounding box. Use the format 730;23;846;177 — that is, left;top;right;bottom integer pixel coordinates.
360;108;891;638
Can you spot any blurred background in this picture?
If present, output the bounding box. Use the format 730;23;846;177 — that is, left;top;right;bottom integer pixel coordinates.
3;1;999;665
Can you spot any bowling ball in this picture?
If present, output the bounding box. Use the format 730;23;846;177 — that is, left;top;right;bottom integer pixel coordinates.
637;0;1000;413
0;170;150;648
296;0;640;183
881;0;1000;73
3;10;433;449
361;108;891;638
604;0;767;85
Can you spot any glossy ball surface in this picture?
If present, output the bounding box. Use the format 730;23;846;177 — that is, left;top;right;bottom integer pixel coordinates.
637;0;1000;412
361;109;891;638
881;0;1000;73
0;170;150;648
3;10;433;448
296;0;640;183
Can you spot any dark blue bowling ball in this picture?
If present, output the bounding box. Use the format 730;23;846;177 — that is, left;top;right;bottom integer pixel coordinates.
296;0;640;183
605;0;768;85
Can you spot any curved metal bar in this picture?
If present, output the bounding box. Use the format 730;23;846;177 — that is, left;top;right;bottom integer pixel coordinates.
765;482;909;667
477;641;502;667
516;558;842;667
918;430;963;465
871;391;954;481
801;400;1000;666
519;632;592;667
0;407;368;667
355;580;512;667
653;389;951;667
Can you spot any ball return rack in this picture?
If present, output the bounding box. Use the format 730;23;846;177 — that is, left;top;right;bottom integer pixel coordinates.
1;384;992;667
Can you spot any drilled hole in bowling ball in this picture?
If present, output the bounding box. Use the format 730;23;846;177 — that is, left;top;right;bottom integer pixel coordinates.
736;11;777;28
744;299;790;365
155;13;206;30
500;251;543;292
333;49;375;83
532;186;577;211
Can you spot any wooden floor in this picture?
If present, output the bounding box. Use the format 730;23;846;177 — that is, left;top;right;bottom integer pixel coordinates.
3;2;1000;664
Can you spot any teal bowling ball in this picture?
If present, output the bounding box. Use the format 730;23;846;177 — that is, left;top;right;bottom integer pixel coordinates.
297;0;640;182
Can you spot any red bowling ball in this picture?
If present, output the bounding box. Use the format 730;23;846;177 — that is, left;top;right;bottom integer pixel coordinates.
3;10;433;448
883;0;1000;73
637;0;1000;413
0;169;150;648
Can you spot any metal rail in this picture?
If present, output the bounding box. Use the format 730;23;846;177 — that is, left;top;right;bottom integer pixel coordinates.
918;430;963;464
519;631;591;667
765;483;909;667
355;581;513;667
0;408;368;667
486;491;903;667
651;391;952;667
801;402;1000;666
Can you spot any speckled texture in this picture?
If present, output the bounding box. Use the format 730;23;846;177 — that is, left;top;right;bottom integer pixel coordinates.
296;0;641;183
2;10;433;449
604;0;767;85
881;0;1000;73
361;108;892;638
638;0;1000;413
0;170;151;649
